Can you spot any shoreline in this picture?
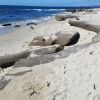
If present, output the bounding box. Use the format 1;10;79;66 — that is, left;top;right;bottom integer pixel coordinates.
0;16;57;36
0;9;97;55
0;9;67;35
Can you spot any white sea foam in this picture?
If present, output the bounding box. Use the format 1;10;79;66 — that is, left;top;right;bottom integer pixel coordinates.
22;9;65;12
0;24;4;28
18;9;42;12
0;8;66;28
48;9;65;11
39;16;54;22
33;9;42;11
42;9;65;12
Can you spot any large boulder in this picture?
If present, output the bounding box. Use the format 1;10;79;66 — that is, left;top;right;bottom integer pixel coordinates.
14;55;55;68
69;20;100;33
29;32;80;46
55;14;78;21
52;32;80;46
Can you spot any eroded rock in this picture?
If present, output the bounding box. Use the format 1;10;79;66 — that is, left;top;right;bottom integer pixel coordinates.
14;55;55;67
29;32;80;46
69;20;100;33
55;14;78;21
52;32;80;46
33;45;63;55
0;51;31;68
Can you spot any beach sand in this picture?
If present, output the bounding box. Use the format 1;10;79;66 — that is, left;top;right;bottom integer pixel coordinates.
0;9;100;100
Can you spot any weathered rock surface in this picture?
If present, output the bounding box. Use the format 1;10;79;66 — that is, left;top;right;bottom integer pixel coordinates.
0;38;98;91
14;55;55;68
0;44;64;69
14;25;21;27
33;45;63;55
26;22;37;25
0;55;55;90
52;32;80;46
29;32;80;46
1;40;100;100
69;20;100;33
0;51;31;68
29;36;53;46
55;14;78;21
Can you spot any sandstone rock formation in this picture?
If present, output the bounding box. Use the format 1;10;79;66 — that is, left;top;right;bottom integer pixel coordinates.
69;20;100;33
0;51;31;68
55;14;78;21
0;45;64;68
33;45;63;55
29;32;80;46
52;32;80;46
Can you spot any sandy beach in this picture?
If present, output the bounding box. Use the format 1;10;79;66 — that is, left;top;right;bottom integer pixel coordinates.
0;8;100;100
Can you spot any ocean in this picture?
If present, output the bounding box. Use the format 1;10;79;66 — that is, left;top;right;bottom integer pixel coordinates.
0;5;67;24
0;5;68;35
0;5;97;24
0;5;99;35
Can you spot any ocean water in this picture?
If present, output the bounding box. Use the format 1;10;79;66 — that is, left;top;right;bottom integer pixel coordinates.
0;5;67;24
0;5;68;35
0;5;99;24
0;5;99;35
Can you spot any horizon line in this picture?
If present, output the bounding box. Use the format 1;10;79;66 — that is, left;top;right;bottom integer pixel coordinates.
0;4;100;8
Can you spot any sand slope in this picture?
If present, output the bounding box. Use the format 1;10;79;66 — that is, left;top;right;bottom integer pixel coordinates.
0;41;100;100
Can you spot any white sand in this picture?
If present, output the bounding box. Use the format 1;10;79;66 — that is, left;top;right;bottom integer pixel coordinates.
0;41;100;100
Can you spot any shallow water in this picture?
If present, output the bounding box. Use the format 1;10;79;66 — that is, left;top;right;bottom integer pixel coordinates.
0;26;15;35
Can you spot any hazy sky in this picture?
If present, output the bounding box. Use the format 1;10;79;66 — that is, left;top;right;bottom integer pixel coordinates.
0;0;100;6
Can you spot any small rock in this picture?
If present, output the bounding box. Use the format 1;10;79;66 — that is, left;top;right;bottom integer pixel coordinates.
64;71;66;74
30;26;34;29
94;84;96;90
27;22;37;25
90;51;94;55
14;25;21;28
2;23;11;26
47;82;50;87
29;90;37;96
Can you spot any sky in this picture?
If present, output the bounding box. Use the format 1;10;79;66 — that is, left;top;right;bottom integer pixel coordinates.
0;0;100;6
